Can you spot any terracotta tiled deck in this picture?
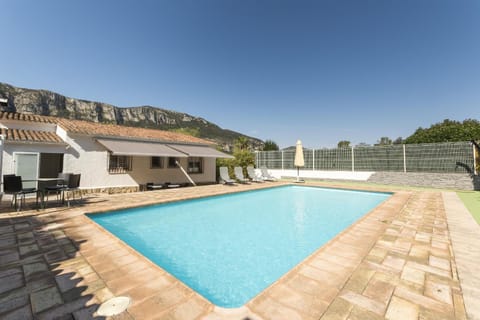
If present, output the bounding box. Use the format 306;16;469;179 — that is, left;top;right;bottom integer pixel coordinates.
0;182;478;319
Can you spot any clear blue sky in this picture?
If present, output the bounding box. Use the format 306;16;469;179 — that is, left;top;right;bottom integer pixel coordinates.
2;0;479;148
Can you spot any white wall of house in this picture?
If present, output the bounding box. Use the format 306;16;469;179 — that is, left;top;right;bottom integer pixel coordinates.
2;143;67;176
62;133;138;189
0;122;219;190
259;169;375;181
129;156;217;184
62;133;218;189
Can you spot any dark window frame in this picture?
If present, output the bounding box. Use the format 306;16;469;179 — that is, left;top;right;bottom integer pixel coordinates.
108;154;132;174
187;157;203;174
150;156;164;169
168;157;179;168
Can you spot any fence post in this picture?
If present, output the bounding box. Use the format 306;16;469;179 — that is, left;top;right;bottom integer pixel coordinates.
474;144;477;175
351;147;355;172
281;151;284;171
312;149;315;171
403;144;406;173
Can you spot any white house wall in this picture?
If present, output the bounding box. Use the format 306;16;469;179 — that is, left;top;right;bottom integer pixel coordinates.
2;143;67;175
62;133;218;189
129;157;217;185
62;134;138;189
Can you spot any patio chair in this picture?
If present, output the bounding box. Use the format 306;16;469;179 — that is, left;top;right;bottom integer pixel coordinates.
45;173;71;204
219;167;236;185
234;167;250;184
63;174;82;206
260;167;277;181
3;174;39;210
246;166;264;183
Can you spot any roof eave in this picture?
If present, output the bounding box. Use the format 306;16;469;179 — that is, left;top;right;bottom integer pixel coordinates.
4;140;69;146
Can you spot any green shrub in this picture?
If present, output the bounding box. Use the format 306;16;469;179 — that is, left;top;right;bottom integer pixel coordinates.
216;137;255;181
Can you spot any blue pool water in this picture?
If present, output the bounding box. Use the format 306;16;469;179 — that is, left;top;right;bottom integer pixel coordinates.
89;185;390;308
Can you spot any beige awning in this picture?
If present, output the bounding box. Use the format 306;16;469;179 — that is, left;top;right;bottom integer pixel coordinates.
96;139;187;157
168;144;234;158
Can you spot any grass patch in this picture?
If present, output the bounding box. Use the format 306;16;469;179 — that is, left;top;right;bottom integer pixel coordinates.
457;191;480;224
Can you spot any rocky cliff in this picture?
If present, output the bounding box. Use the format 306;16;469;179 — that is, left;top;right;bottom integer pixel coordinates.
0;82;263;150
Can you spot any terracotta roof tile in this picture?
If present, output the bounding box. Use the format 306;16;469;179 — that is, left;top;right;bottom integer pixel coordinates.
0;111;58;124
0;128;64;144
0;111;212;145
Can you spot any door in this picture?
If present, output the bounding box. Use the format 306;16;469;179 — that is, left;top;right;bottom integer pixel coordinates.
14;153;39;189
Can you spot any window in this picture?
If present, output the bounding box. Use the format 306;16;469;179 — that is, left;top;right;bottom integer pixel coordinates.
151;156;163;169
168;157;179;168
187;157;203;174
109;155;132;174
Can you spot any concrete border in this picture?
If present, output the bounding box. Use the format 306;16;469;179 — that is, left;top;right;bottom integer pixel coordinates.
443;191;480;319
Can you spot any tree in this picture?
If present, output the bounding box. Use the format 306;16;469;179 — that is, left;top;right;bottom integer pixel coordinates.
376;137;392;146
337;140;351;148
234;136;250;151
216;137;255;180
405;119;480;143
393;137;404;144
263;139;279;151
232;137;255;169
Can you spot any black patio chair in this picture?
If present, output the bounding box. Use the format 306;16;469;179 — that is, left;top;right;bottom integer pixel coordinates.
44;173;71;206
62;174;82;207
3;174;39;210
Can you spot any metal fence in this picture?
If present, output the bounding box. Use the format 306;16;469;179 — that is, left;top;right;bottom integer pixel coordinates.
256;141;476;174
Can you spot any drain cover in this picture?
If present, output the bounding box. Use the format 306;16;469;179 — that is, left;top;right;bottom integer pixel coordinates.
97;296;130;316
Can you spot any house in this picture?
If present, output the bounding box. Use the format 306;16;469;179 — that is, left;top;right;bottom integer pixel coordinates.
0;112;233;193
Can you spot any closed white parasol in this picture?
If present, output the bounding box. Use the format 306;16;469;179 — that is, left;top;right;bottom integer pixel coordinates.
294;140;305;182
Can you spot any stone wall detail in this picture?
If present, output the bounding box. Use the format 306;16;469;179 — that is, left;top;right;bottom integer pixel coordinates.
368;172;478;190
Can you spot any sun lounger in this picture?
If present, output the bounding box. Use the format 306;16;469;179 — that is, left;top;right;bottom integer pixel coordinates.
146;183;164;190
219;167;236;185
234;167;250;184
246;166;264;182
260;167;277;181
166;183;181;188
147;182;182;190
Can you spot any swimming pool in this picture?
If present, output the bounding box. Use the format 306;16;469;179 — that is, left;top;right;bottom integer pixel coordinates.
89;185;390;308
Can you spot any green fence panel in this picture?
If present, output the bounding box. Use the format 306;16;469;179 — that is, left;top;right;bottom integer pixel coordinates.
405;142;474;173
256;151;283;169
255;142;474;173
314;148;352;170
354;145;404;171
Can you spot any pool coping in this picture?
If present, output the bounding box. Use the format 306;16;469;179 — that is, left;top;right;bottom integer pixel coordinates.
442;191;480;319
83;183;397;316
76;182;410;319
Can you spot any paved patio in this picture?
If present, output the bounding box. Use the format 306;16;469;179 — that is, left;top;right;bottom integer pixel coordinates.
0;182;478;319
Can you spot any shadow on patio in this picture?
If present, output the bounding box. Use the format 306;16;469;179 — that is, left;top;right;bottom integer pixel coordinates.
0;204;107;319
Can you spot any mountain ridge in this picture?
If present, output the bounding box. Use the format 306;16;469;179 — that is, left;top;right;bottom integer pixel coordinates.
0;82;263;150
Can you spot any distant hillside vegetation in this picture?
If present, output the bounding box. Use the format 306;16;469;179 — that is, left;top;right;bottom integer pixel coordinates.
0;82;264;150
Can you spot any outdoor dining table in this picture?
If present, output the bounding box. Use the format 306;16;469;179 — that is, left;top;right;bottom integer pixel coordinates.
23;178;66;209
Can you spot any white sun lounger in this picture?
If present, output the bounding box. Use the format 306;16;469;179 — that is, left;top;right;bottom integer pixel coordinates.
234;167;250;184
246;166;264;182
260;167;277;181
219;167;236;185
